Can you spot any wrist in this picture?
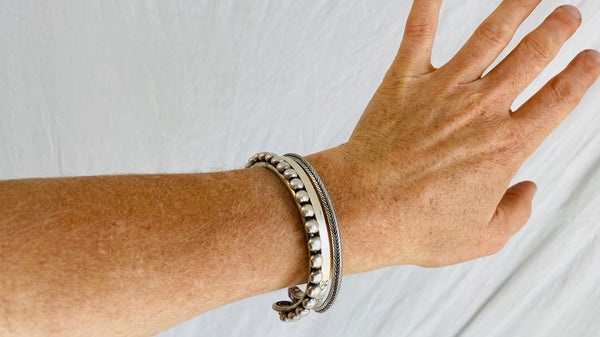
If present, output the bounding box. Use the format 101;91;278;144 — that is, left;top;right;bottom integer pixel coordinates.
305;143;405;275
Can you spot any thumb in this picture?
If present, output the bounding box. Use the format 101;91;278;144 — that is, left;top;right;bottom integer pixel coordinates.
490;181;537;235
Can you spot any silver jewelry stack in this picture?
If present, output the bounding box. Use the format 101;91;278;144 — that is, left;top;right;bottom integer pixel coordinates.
246;152;343;322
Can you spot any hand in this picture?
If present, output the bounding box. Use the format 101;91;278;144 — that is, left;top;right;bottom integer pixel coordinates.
328;0;600;269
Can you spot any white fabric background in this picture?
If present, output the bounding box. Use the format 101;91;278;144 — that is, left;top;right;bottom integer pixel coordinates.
1;0;599;336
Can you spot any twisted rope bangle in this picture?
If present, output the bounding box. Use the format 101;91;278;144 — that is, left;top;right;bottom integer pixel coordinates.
245;152;343;322
284;153;343;313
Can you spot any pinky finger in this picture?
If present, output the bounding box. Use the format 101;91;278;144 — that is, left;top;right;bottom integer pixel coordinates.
513;49;600;155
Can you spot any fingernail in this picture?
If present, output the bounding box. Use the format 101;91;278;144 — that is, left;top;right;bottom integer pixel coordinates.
560;5;581;20
586;49;600;64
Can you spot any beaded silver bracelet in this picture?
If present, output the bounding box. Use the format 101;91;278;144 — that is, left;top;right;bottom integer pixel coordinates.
284;153;343;313
246;152;343;322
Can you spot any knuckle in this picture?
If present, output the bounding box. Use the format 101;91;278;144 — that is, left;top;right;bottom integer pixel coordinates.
522;34;554;62
404;21;436;39
552;9;580;32
477;89;506;111
476;22;510;48
552;17;574;34
488;121;526;162
381;70;412;92
442;80;470;98
461;88;486;108
456;91;488;120
500;138;524;160
503;122;526;152
546;77;576;104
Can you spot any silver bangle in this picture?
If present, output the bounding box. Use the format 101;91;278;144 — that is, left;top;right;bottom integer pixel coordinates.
284;153;343;313
245;152;343;322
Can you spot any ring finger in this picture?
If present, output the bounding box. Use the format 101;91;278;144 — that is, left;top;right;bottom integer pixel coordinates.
481;5;581;104
438;0;541;81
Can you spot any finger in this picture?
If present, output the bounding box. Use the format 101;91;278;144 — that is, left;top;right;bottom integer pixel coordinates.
489;181;537;235
393;0;443;76
438;0;541;81
482;5;581;102
513;50;600;154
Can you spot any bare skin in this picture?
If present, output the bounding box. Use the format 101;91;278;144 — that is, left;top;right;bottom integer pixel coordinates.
1;0;599;336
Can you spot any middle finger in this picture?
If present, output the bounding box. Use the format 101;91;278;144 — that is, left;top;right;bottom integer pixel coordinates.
481;5;581;105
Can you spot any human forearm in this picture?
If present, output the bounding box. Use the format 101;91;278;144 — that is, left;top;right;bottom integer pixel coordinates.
3;0;600;335
0;145;367;336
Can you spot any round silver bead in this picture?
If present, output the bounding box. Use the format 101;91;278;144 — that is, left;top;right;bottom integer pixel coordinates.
289;178;304;191
265;153;274;162
310;254;323;268
245;163;252;168
301;204;314;218
270;156;283;165
280;312;291;322
302;297;317;309
306;284;321;298
305;219;318;234
283;169;298;180
276;161;290;172
258;153;266;161
308;237;321;252
309;270;323;284
295;190;309;203
295;306;310;317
